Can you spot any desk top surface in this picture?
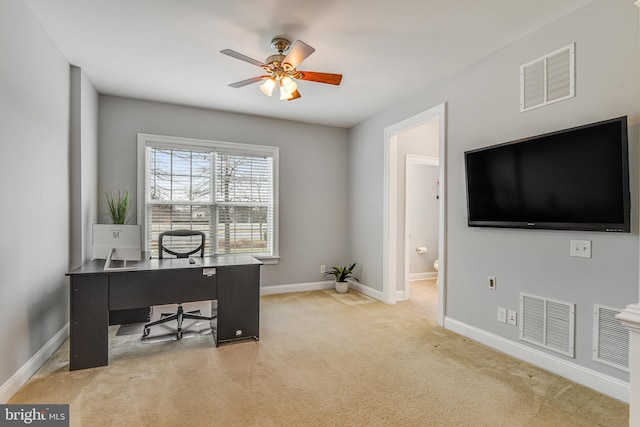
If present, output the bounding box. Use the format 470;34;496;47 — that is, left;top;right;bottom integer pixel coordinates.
67;254;262;276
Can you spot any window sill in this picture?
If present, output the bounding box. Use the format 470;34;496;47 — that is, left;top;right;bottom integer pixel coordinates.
255;256;280;265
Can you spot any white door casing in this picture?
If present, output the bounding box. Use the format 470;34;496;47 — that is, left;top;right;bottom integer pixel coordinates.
383;102;447;326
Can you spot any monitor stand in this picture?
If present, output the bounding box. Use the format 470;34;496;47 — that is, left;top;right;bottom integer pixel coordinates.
103;248;138;271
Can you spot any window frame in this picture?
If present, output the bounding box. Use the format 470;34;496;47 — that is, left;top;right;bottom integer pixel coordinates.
136;133;279;264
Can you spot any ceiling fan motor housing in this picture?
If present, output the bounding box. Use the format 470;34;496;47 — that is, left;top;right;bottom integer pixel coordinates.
270;37;291;54
266;38;292;72
265;54;286;68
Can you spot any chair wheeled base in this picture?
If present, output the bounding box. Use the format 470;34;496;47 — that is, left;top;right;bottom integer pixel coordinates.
143;304;215;340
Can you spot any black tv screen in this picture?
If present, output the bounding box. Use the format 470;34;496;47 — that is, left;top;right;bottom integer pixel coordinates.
465;116;630;232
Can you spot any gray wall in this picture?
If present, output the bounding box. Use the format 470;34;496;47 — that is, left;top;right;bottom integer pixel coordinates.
407;164;439;276
348;0;639;380
0;0;71;389
98;96;349;287
70;66;99;269
348;123;384;288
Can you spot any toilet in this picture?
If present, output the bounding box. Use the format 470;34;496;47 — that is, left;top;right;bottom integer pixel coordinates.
434;259;439;284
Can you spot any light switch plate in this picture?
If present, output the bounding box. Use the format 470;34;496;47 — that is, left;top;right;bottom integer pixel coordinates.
570;240;591;258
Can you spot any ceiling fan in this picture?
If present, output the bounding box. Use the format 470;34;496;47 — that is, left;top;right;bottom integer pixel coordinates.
220;37;343;101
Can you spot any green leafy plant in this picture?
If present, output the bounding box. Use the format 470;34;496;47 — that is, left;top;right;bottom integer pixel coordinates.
106;190;132;224
323;263;359;283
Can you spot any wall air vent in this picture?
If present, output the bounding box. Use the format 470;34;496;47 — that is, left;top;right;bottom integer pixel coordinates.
520;43;575;112
593;305;629;372
520;293;575;357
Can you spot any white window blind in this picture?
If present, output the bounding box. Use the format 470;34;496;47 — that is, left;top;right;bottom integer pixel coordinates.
214;153;273;255
137;134;278;260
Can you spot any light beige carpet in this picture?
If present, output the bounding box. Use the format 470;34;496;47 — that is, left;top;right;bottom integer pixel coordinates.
10;289;628;426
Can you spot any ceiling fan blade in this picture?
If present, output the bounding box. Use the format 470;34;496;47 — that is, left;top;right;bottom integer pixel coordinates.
220;49;266;68
287;90;302;101
228;76;268;88
297;71;343;86
283;41;315;69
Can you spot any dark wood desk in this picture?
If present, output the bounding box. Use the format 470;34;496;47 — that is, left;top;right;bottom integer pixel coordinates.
67;255;261;370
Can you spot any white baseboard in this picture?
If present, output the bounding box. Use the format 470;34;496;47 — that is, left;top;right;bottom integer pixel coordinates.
409;272;437;281
0;323;69;404
444;317;630;403
260;280;335;295
349;280;385;301
260;280;387;304
260;280;384;308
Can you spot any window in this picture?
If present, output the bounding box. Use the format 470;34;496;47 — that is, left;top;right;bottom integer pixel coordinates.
137;134;278;262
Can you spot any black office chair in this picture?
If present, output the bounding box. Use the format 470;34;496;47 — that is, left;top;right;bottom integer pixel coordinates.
143;230;214;340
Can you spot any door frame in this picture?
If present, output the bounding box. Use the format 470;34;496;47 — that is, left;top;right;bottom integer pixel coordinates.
383;102;447;326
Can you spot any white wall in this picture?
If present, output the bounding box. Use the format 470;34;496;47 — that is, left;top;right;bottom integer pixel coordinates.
348;0;638;382
0;0;71;394
98;96;349;288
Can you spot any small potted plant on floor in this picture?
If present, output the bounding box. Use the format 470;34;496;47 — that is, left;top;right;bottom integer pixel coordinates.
324;263;359;294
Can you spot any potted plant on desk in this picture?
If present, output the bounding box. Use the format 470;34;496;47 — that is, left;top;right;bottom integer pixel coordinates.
324;263;359;294
93;190;142;261
105;190;132;224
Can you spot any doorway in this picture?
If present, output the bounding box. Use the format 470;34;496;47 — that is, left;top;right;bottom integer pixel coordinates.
383;103;446;326
405;156;439;297
405;156;440;322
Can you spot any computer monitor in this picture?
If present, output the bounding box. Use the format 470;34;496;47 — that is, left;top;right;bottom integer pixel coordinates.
92;224;143;270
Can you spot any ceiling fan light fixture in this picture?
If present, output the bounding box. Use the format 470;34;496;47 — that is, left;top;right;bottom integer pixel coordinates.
280;75;298;94
279;85;294;100
259;77;276;96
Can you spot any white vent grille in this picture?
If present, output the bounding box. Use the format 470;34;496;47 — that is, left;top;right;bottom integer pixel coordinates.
593;305;629;372
520;43;575;112
520;293;575;357
522;59;545;110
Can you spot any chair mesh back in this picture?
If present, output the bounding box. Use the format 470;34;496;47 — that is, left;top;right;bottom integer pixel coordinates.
159;231;205;258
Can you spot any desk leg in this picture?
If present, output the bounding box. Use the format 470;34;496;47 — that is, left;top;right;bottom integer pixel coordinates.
217;265;260;345
70;274;109;370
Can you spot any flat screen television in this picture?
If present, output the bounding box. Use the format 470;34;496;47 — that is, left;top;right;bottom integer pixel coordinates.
465;116;630;232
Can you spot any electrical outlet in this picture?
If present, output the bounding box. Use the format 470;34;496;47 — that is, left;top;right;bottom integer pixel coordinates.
320;265;326;274
507;310;517;326
497;307;507;323
488;276;496;290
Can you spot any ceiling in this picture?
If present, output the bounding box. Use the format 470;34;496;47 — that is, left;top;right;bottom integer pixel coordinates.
24;0;591;128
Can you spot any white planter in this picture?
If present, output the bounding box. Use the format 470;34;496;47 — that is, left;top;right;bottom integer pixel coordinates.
335;281;349;294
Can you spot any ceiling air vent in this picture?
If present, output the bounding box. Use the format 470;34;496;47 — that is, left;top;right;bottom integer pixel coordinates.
520;43;575;112
593;305;629;372
520;293;575;357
